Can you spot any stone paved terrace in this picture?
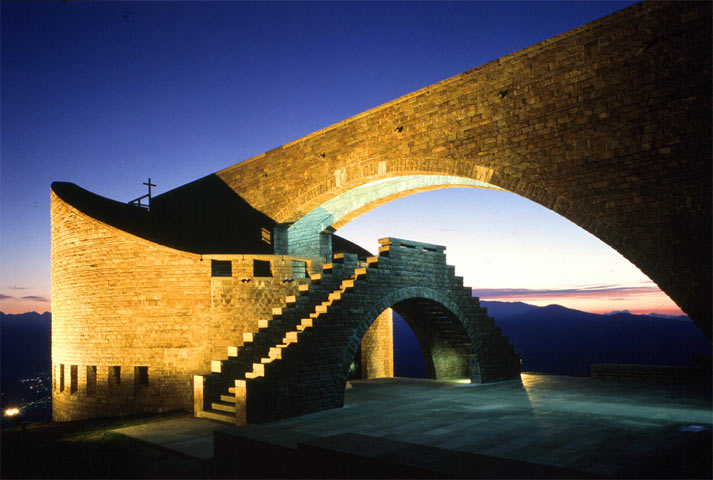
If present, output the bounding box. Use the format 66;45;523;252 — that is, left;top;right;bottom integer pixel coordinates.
115;374;712;478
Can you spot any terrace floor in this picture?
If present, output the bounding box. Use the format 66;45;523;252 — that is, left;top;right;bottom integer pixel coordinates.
114;374;712;478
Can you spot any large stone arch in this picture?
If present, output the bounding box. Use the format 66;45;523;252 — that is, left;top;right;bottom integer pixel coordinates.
353;286;480;382
210;2;710;337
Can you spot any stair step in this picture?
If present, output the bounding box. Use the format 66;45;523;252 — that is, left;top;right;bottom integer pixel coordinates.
258;319;269;329
243;332;253;343
199;409;236;424
353;267;367;278
272;307;282;316
285;295;296;304
220;394;237;403
300;318;313;328
284;331;299;343
211;360;222;373
298;283;310;294
212;402;237;413
341;280;354;289
333;253;345;263
366;256;379;267
315;304;328;313
322;263;333;272
227;346;238;357
311;273;322;284
252;363;265;376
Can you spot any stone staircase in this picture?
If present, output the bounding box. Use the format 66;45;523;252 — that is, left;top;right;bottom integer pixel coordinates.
194;237;521;425
195;253;362;423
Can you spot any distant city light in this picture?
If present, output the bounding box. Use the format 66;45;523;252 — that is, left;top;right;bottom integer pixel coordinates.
4;407;20;417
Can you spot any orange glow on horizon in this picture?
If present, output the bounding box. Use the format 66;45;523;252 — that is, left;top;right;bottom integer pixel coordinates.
480;289;685;317
0;298;50;315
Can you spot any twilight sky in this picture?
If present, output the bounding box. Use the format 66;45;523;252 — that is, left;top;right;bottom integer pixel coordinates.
1;0;682;316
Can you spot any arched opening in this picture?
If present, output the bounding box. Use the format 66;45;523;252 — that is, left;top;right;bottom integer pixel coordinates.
392;311;427;378
390;298;474;381
342;284;495;389
334;187;708;378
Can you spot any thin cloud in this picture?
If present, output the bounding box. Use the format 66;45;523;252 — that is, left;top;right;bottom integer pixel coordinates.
21;295;49;302
7;286;28;290
0;293;16;300
472;284;662;299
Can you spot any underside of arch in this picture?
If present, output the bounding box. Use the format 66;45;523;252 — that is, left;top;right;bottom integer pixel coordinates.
275;175;503;257
390;298;476;381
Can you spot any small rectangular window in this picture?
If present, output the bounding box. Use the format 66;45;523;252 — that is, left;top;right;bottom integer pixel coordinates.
109;366;121;394
86;365;97;396
292;261;307;278
134;366;149;393
211;260;232;277
60;364;65;392
253;259;272;277
70;365;78;394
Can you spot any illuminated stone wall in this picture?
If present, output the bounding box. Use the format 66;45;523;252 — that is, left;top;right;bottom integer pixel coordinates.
51;191;211;420
360;308;394;379
211;2;711;337
52;192;390;421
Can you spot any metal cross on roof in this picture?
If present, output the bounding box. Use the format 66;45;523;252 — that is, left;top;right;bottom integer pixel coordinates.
128;177;156;211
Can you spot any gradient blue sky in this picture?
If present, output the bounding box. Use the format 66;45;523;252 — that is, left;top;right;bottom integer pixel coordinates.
2;0;681;316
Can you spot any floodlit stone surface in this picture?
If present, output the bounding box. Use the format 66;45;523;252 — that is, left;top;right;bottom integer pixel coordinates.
214;1;712;336
51;1;711;422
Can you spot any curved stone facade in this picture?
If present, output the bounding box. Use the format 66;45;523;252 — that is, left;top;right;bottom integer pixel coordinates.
51;190;325;421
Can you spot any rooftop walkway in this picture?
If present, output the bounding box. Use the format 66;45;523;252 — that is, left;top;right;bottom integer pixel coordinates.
113;374;712;478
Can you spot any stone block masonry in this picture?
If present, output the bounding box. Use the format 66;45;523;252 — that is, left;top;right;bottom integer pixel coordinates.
197;238;520;424
52;0;711;423
51;186;390;421
211;1;711;338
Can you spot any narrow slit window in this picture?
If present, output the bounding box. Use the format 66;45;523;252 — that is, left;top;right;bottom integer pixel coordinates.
59;364;65;392
70;365;78;394
86;366;97;396
109;366;121;394
253;259;272;277
211;260;232;277
134;366;149;392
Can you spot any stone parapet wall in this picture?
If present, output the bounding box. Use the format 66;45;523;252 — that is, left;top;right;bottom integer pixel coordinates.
591;363;711;383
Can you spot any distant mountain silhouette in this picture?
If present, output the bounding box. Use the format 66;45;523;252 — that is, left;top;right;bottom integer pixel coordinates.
488;303;711;376
479;300;539;320
3;307;710;385
1;311;51;385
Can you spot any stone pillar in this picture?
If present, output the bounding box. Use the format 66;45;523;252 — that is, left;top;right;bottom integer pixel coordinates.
360;308;394;379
